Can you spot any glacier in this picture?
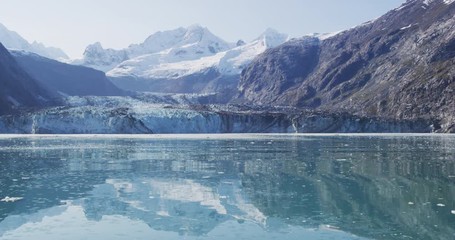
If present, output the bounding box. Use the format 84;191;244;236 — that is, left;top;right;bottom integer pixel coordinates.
0;96;434;134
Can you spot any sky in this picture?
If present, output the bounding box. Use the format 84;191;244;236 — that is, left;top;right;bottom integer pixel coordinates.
0;0;405;59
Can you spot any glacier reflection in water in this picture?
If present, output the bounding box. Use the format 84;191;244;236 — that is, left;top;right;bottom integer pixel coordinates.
0;134;454;240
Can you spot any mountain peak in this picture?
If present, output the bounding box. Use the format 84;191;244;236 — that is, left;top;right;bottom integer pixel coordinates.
86;42;104;51
256;28;289;48
236;40;246;47
262;28;281;35
183;24;208;40
182;24;223;44
186;24;206;32
133;25;228;55
83;42;106;59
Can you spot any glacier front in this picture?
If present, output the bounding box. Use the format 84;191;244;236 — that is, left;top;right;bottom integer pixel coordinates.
0;96;434;134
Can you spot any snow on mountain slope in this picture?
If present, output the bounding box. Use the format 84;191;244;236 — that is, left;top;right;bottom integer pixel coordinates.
81;24;232;72
129;24;232;58
107;28;289;80
80;25;289;81
0;23;68;61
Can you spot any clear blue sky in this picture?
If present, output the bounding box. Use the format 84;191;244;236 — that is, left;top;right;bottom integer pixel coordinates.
0;0;405;58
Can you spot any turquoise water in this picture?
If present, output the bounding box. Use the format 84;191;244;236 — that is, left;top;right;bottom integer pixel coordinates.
0;134;454;240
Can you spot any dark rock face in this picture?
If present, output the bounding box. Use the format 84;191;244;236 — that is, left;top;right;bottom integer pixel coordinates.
238;37;320;105
12;51;127;97
237;0;455;132
0;43;59;115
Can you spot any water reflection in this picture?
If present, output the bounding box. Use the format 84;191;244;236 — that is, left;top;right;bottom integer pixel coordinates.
0;135;454;239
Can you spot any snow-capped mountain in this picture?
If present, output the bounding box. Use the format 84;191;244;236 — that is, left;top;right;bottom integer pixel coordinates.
81;24;232;72
80;25;289;97
108;28;289;80
80;42;129;72
0;23;69;61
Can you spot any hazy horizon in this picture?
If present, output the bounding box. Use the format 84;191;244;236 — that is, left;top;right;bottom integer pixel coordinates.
0;0;405;58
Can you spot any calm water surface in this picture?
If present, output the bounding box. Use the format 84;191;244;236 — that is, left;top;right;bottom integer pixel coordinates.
0;134;454;240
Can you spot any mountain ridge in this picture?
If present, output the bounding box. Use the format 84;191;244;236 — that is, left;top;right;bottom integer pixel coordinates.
236;0;455;132
107;27;289;80
12;51;128;97
0;23;69;61
80;25;233;72
0;43;60;115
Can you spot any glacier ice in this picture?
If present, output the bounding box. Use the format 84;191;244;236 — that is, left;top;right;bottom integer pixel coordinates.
0;95;434;134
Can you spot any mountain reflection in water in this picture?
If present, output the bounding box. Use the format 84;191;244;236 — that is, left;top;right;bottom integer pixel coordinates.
0;135;454;240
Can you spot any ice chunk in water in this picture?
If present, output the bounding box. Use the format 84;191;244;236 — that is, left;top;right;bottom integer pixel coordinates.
1;196;24;202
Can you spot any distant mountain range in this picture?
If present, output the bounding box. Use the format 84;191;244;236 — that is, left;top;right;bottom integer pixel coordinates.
78;25;290;97
80;24;233;72
0;23;68;61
